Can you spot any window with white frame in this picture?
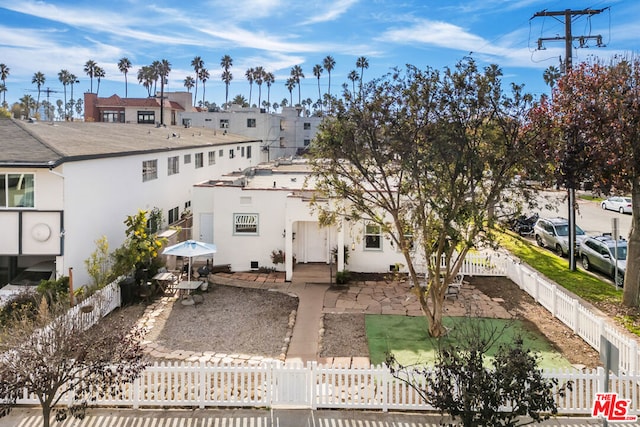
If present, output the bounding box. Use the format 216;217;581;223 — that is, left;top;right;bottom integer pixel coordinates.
247;118;256;128
220;119;229;128
208;151;216;165
142;160;158;182
219;149;224;157
167;156;179;176
229;149;235;159
234;213;258;235
0;173;35;208
303;122;311;130
364;223;382;250
184;154;191;164
247;146;252;159
195;152;203;168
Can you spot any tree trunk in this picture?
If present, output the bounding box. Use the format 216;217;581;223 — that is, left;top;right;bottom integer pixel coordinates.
416;282;447;338
623;178;640;307
41;403;51;427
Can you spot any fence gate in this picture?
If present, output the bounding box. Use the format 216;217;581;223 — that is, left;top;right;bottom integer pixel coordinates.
271;363;312;408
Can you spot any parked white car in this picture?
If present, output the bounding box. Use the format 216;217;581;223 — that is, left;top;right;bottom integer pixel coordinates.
601;196;632;214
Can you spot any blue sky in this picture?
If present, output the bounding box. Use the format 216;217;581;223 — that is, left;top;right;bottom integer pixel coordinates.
0;0;637;110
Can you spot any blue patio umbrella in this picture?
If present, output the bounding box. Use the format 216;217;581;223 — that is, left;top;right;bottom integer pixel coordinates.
162;240;217;281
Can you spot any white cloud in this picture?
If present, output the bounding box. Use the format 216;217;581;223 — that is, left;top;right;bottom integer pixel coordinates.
300;0;359;25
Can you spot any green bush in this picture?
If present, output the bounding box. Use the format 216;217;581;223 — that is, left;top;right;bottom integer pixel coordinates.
37;276;69;305
335;270;351;285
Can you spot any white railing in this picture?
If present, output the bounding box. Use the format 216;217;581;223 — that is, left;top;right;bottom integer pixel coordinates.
14;361;640;415
504;258;640;373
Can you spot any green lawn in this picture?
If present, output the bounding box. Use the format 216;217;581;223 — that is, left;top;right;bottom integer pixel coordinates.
365;314;574;369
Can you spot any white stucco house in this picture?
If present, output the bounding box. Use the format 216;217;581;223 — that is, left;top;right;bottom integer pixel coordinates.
180;105;322;160
0;118;261;287
191;159;411;281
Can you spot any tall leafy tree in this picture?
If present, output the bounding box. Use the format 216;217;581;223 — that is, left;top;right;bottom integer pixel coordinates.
68;73;79;119
83;59;97;93
137;66;154;97
285;78;295;107
310;60;539;336
57;69;70;120
199;67;210;107
355;56;369;96
347;69;359;94
245;67;255;106
220;54;233;108
323;55;335;107
313;64;323;112
0;63;9;107
264;71;275;112
253;66;265;107
19;94;35;118
183;75;195;94
290;65;304;106
532;58;640;306
31;71;46;114
94;66;105;96
191;56;204;105
117;57;133;97
155;59;171;125
542;65;561;89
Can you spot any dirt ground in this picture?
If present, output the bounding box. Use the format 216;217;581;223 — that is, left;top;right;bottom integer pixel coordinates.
106;276;603;368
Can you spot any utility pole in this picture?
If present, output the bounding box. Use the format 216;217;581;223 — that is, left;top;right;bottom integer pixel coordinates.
532;8;606;271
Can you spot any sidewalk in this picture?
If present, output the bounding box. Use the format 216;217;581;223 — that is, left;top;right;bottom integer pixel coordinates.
0;407;603;427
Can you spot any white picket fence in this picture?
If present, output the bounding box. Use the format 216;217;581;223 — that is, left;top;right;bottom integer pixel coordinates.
14;360;640;415
504;258;640;373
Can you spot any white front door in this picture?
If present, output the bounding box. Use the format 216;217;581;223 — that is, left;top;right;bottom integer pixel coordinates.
199;213;214;243
302;222;326;263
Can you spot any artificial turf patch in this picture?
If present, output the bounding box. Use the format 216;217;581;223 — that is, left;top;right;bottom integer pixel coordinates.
365;314;573;369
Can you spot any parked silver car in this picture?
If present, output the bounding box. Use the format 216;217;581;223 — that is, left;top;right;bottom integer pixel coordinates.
533;217;588;257
579;234;627;287
601;196;632;214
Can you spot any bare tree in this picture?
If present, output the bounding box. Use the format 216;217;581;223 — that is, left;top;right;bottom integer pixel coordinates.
0;299;147;427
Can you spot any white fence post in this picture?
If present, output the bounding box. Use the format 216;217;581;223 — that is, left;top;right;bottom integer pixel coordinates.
132;376;140;409
571;299;580;333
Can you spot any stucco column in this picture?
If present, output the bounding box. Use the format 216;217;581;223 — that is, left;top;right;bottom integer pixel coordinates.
285;220;293;281
337;219;345;272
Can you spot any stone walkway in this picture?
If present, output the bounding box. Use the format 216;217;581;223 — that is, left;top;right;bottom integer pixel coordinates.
136;267;512;367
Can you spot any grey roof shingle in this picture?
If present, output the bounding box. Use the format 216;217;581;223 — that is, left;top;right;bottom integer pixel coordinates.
0;118;257;167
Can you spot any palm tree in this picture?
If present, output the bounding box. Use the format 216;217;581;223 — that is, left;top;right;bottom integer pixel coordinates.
290;65;304;106
137;66;154;97
220;55;233;108
245;67;255;106
156;59;171;125
84;60;97;93
0;63;10;107
19;94;35;119
356;56;369;97
184;76;195;94
0;84;6;109
272;102;279;113
31;71;46;114
117;57;133;97
199;68;210;107
253;66;265;107
191;56;204;105
68;73;79;119
57;69;70;120
312;64;323;112
231;94;248;107
322;55;335;106
264;71;275;112
280;97;288;108
347;70;359;95
543;65;562;89
285;78;295;107
94;66;105;96
150;60;161;95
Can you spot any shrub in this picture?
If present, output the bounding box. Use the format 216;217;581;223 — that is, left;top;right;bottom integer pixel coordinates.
335;270;351;285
